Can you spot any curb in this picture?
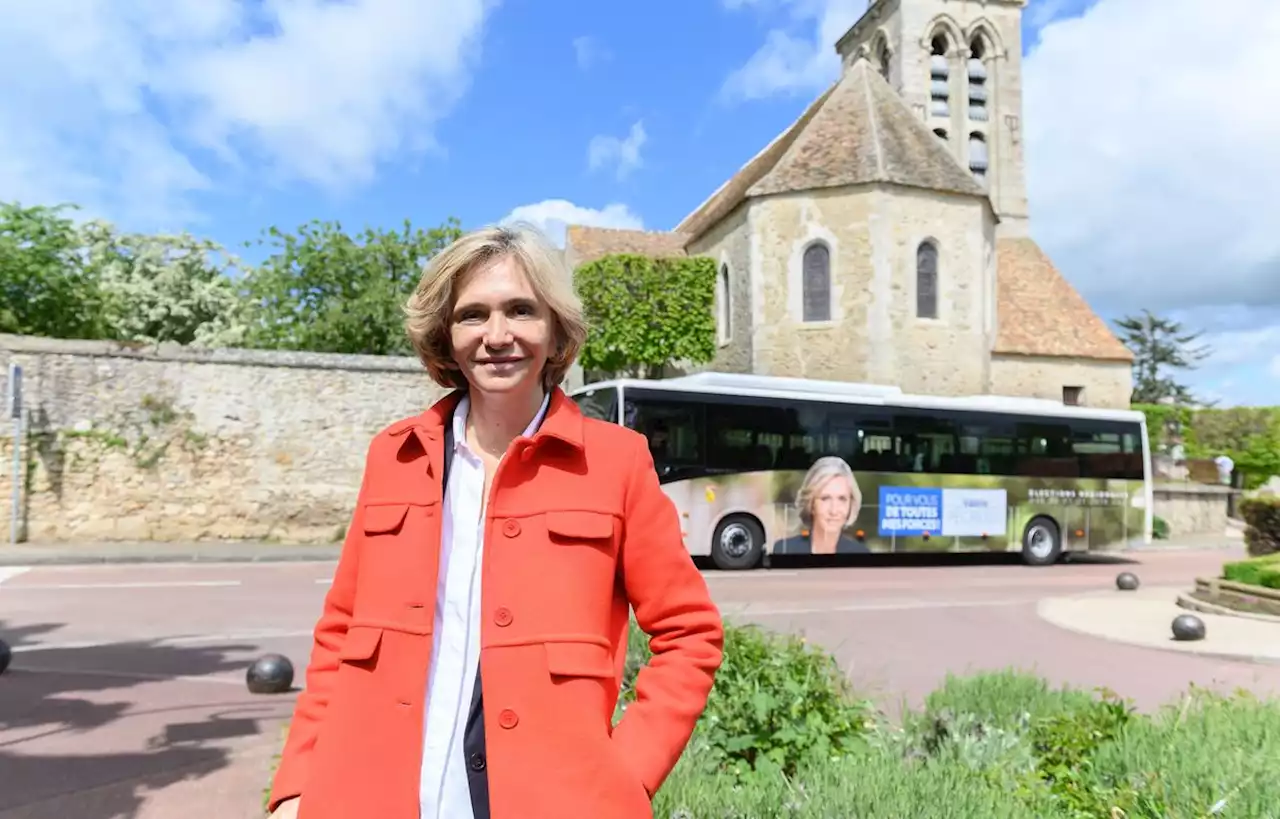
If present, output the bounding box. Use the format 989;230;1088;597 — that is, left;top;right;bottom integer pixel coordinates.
1176;592;1280;625
1035;591;1280;667
0;549;342;567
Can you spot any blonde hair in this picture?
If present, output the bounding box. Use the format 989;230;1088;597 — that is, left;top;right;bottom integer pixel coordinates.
403;222;588;389
795;456;862;528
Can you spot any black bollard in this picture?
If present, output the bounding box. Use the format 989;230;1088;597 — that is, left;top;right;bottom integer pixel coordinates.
1171;614;1206;642
246;653;295;694
0;637;10;675
1116;572;1140;591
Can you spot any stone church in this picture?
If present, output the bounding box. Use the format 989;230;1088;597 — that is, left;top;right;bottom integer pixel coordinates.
562;0;1134;409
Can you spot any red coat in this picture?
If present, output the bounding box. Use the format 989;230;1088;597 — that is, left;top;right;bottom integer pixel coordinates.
268;387;724;818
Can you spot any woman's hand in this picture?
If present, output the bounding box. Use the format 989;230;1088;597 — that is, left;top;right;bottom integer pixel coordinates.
269;797;300;818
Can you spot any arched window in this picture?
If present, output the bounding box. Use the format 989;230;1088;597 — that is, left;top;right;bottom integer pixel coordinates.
967;36;989;122
717;263;731;342
968;132;988;183
916;241;939;319
875;36;891;82
801;243;831;322
933;127;948;141
929;35;950;118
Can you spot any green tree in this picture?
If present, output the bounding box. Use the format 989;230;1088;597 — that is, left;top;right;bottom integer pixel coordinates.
1114;309;1211;405
240;217;462;355
0;202;109;340
79;219;248;347
574;253;716;379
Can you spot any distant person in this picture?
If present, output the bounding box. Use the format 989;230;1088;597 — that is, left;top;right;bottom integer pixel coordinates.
266;223;724;819
772;456;868;555
1214;453;1235;485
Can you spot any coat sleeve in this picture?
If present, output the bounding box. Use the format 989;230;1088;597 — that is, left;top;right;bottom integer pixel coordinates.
609;436;724;797
265;440;375;812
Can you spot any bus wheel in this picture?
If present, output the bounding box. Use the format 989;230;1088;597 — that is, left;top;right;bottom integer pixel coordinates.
1021;517;1062;566
711;515;764;571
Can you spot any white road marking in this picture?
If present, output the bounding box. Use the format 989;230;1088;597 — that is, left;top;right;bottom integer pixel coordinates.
726;597;1036;617
11;628;316;653
0;567;31;585
0;580;242;591
704;571;801;579
12;665;253;687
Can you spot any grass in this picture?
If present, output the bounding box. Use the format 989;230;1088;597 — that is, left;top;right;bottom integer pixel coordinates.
266;623;1280;818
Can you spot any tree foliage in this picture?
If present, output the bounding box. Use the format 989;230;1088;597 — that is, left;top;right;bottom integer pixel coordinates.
0;202;108;340
574;253;717;378
1114;309;1211;405
240;217;462;355
1135;403;1280;489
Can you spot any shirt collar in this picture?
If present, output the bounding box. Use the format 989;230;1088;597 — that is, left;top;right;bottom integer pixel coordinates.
451;389;552;452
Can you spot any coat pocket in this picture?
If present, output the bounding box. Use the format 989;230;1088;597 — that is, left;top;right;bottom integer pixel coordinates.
337;625;384;664
361;503;411;536
544;510;616;543
543;639;614;679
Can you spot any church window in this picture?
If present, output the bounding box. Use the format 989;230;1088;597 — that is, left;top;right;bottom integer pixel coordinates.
717;263;732;343
801;243;831;322
968;132;988;183
929;36;950;118
916;241;939;319
875;35;891;82
967;37;989;122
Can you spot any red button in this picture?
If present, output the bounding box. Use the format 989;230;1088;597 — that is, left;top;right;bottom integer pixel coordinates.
494;607;513;627
502;519;521;537
498;709;519;729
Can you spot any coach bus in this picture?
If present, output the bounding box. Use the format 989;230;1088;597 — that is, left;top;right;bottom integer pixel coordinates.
569;372;1153;570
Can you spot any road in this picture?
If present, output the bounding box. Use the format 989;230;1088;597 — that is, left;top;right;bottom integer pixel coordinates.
1;548;1278;818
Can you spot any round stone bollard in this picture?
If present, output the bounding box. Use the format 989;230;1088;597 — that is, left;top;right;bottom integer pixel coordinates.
1171;613;1206;642
246;653;295;694
1115;572;1140;591
0;637;10;675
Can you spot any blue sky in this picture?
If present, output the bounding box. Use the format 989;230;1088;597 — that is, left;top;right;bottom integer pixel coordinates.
1;0;1276;406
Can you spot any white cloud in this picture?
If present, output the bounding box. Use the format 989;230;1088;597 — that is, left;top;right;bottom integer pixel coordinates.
587;121;648;181
0;0;495;229
719;0;867;102
502;199;643;248
572;36;609;71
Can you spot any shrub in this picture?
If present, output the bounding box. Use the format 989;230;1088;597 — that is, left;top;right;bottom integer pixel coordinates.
621;618;874;781
1222;552;1280;589
1240;496;1280;557
1152;515;1169;539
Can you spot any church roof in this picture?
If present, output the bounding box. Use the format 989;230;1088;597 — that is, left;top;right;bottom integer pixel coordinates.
675;58;987;241
563;225;689;267
993;238;1134;362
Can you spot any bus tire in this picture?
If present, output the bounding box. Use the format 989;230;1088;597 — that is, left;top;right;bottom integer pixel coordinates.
711;515;764;571
1021;516;1062;566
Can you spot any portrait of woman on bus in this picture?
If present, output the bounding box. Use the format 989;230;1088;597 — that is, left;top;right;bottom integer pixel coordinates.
772;456;868;555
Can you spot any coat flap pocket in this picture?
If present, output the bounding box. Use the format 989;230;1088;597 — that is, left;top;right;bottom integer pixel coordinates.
362;503;410;535
544;640;614;679
545;510;615;540
337;625;384;662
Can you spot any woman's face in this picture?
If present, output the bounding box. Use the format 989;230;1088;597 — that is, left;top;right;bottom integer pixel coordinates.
811;474;854;535
449;254;553;396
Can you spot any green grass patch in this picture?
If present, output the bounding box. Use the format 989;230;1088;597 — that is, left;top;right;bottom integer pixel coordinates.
1222;552;1280;589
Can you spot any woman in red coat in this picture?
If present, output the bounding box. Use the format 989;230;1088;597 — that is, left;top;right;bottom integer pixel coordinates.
266;223;725;819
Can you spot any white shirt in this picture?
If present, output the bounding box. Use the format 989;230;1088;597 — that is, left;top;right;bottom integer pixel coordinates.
418;391;550;818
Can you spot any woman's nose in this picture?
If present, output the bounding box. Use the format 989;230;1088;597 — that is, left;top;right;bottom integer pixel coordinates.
483;314;512;346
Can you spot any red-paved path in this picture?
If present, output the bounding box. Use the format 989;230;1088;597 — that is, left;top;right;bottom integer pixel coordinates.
1;548;1277;818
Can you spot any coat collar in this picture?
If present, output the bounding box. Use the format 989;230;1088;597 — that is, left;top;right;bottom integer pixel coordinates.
386;385;586;460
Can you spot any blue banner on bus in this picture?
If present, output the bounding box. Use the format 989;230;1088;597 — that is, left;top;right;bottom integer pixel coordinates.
878;487;942;536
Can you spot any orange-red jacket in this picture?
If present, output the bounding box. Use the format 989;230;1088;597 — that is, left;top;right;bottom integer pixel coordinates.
268;387;724;818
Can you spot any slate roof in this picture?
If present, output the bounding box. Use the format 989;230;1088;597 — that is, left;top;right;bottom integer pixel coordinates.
675;58;987;241
993;238;1134;362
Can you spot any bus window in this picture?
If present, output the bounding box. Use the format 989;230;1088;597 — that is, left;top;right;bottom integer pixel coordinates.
571;385;618;424
624;398;704;466
894;414;959;473
705;401;809;471
1073;422;1144;480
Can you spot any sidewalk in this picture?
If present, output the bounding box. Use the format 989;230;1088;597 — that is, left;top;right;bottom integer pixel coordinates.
1038;585;1280;666
0;539;342;566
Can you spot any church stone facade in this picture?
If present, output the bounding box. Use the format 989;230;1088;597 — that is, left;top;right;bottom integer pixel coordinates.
563;0;1134;409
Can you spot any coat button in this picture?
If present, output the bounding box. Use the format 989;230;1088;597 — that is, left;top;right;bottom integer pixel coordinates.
469;753;486;772
494;606;513;627
498;709;519;729
502;519;521;537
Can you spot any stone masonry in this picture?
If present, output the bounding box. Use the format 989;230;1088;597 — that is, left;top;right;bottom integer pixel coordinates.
0;334;447;544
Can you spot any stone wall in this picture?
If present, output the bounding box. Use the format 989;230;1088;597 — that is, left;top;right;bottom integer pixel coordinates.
1154;482;1237;537
0;334;448;544
989;353;1132;410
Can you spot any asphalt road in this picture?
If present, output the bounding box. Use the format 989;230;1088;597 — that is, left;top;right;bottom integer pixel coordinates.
1;547;1278;818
